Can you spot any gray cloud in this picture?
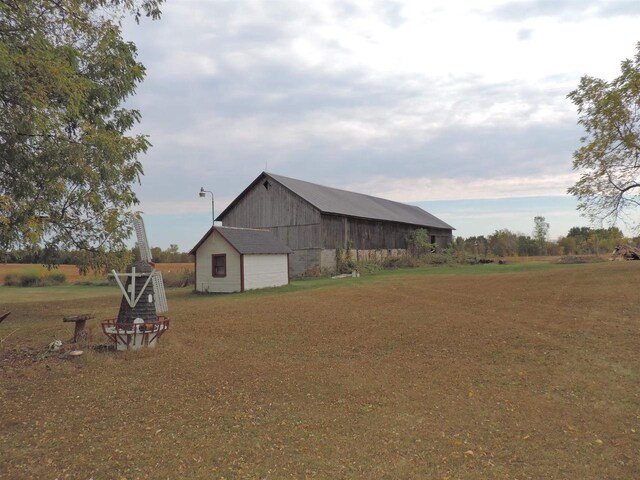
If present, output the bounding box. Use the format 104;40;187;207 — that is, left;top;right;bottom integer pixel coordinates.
490;0;640;21
133;109;581;207
517;28;533;40
599;1;640;17
375;0;406;28
109;0;640;248
120;0;595;213
135;68;578;174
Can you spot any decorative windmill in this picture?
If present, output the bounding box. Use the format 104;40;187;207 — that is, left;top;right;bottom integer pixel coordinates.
101;215;170;350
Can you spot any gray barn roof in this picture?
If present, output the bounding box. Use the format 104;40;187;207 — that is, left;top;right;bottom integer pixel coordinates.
189;226;292;255
219;172;453;230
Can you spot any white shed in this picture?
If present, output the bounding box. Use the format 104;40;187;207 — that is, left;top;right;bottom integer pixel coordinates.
189;226;292;293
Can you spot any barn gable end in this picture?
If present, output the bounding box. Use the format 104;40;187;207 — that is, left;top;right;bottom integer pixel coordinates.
217;174;322;275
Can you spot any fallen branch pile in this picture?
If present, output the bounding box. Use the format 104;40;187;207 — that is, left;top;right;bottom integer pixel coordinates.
610;244;640;261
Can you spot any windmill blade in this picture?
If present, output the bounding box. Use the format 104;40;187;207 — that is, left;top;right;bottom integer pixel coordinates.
152;272;168;314
132;215;167;314
133;215;152;263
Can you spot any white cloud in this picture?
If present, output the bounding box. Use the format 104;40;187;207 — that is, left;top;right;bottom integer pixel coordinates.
348;172;580;202
138;196;239;216
138;172;580;218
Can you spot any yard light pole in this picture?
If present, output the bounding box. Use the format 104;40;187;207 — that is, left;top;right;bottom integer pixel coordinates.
199;187;214;226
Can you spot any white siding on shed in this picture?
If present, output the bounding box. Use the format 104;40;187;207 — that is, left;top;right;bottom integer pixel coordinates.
243;254;289;291
195;230;241;293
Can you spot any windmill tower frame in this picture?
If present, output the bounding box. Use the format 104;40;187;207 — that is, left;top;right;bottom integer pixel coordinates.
101;215;170;350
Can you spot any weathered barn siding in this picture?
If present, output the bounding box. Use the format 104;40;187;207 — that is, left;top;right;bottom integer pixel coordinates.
268;224;321;250
439;232;453;247
322;215;408;250
222;179;320;235
321;214;453;250
422;227;454;249
220;177;323;276
243;254;289;291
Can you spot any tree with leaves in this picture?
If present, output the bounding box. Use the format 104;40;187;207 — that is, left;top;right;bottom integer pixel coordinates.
533;216;549;253
488;229;518;257
464;235;488;257
406;228;434;256
0;0;162;271
568;42;640;227
516;234;540;256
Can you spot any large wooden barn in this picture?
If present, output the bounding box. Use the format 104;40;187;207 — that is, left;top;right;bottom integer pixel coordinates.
217;172;454;276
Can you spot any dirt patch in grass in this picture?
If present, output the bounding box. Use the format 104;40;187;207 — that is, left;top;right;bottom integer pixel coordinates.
0;262;639;479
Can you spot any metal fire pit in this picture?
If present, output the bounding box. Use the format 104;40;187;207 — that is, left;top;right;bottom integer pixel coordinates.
101;316;170;351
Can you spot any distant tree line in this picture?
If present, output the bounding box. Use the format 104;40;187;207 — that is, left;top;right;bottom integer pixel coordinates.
142;244;192;264
2;244;193;265
557;227;625;256
3;218;632;266
453;223;628;258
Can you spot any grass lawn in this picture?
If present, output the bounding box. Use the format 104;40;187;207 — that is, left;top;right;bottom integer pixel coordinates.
1;261;639;479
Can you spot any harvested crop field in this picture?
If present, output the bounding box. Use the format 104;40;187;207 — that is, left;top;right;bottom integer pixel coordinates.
1;262;639;479
0;263;193;284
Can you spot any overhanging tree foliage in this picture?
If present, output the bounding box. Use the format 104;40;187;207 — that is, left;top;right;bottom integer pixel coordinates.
0;0;162;271
568;42;640;227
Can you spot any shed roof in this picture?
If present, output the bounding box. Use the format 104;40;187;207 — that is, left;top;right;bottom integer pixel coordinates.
218;172;454;230
189;226;292;256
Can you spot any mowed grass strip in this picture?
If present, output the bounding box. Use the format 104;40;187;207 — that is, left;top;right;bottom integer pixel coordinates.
0;262;639;479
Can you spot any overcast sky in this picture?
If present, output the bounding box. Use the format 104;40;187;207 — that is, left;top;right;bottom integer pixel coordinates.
122;0;640;250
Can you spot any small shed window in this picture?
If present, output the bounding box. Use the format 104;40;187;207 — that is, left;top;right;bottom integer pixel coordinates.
263;180;271;190
212;254;226;277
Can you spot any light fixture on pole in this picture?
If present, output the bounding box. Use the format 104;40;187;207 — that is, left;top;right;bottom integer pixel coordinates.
199;187;214;226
